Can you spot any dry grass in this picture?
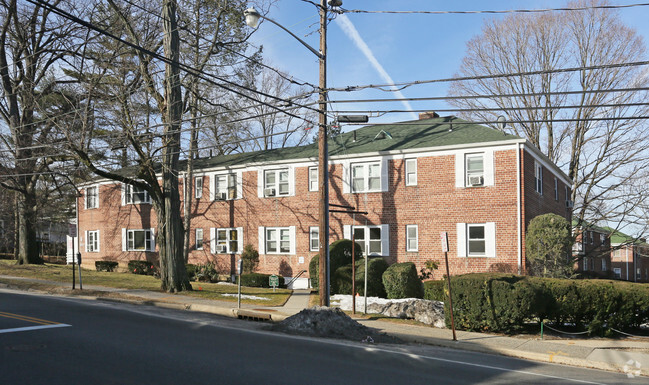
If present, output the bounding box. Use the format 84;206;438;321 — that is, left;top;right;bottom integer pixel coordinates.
0;260;291;306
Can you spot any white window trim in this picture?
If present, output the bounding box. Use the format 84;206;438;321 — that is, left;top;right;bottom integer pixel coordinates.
350;161;383;193
258;167;295;198
535;161;543;195
343;224;389;257
455;150;494;188
122;228;155;252
258;226;296;255
122;184;151;205
195;176;203;199
195;228;204;250
86;230;100;252
308;166;318;192
211;173;240;201
406;224;418;252
210;227;243;254
456;222;496;258
405;158;417;186
343;158;388;194
309;226;319;251
85;186;99;209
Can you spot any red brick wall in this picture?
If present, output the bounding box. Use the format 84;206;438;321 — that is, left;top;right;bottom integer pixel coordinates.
78;145;571;282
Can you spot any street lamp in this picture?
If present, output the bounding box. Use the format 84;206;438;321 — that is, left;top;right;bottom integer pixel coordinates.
245;1;341;306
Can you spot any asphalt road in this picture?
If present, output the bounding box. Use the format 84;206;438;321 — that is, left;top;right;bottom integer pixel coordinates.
0;289;643;385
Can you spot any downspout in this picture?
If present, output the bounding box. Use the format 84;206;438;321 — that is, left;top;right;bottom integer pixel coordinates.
517;143;522;274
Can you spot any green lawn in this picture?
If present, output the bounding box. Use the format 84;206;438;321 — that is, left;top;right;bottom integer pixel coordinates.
0;260;291;306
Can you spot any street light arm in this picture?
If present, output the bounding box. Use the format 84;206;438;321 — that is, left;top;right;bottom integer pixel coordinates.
245;9;323;59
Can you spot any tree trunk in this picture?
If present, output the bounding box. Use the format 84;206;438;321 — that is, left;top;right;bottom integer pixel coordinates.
159;0;190;292
16;186;43;264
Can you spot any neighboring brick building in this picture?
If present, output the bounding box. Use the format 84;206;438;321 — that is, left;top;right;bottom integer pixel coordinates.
572;220;612;278
76;114;572;288
606;228;649;283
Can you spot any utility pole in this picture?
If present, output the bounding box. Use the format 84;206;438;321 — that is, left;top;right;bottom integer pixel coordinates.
317;0;329;307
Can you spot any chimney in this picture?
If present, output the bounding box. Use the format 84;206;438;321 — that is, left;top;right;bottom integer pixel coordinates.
419;111;439;120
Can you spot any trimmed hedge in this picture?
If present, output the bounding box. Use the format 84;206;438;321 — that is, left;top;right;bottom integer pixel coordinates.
423;273;649;334
382;262;423;299
95;261;118;272
240;273;285;288
332;257;388;297
128;260;156;275
424;279;445;302
309;239;362;290
186;264;197;281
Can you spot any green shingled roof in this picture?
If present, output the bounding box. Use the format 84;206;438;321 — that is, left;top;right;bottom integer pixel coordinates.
191;116;521;170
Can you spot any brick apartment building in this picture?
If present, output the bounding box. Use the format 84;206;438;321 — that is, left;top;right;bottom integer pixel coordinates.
607;228;649;283
572;220;612;278
75;114;572;288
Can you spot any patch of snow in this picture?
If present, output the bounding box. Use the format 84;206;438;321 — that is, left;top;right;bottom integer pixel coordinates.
221;293;270;301
331;294;427;313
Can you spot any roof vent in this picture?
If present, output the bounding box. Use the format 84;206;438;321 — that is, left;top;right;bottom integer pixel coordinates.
419;111;439;120
373;129;392;141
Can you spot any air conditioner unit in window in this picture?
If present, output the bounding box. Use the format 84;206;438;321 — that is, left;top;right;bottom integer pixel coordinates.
566;200;574;208
264;188;276;197
217;245;227;253
468;176;484;186
215;192;227;200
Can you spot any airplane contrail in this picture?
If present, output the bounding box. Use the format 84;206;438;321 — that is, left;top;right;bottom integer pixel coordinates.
335;13;418;120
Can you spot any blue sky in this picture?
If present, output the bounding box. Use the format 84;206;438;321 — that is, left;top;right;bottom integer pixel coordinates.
246;0;649;125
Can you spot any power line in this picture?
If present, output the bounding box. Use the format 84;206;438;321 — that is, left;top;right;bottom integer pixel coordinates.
341;3;649;15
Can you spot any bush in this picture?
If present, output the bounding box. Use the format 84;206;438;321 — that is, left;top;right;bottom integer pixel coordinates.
240;273;285;288
526;214;573;278
423;280;445;302
422;273;649;335
186;264;197;281
309;239;362;290
95;261;118;272
194;263;219;282
128;260;156;275
332;257;388;297
382;262;423;299
241;244;259;274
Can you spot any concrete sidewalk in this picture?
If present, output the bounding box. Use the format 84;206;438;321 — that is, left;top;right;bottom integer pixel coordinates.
1;275;647;377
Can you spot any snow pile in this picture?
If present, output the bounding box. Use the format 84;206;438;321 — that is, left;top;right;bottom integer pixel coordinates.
221;293;270;301
271;306;399;343
331;294;415;311
331;295;446;328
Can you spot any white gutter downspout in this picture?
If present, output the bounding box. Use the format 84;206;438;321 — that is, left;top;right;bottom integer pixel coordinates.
517;143;522;274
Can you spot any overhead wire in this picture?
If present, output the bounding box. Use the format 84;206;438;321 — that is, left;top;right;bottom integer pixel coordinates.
341;3;649;15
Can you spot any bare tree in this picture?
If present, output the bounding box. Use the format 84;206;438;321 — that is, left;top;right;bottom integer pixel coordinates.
0;0;83;264
448;0;649;237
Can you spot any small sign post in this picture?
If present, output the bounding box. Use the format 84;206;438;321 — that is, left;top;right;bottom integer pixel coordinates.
69;224;77;290
237;259;242;309
441;231;457;341
269;274;279;292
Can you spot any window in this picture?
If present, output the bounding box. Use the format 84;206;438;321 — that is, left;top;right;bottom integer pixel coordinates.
405;159;417;186
534;162;543;194
589;232;594;244
613;268;621;279
125;229;154;251
583;257;590;271
195;228;203;250
214;174;237;200
354;226;383;255
195;177;203;199
467;224;486;256
86;230;99;252
565;186;572;208
406;225;418;252
125;184;151;204
600;234;606;245
601;258;607;271
308;167;318;192
309;226;319;251
264;169;290;197
264;227;292;254
85;186;98;209
465;154;484;186
351;162;381;193
456;222;496;258
209;228;242;254
554;177;558;201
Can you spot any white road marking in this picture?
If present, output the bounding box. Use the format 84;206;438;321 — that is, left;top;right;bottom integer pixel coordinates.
0;323;71;334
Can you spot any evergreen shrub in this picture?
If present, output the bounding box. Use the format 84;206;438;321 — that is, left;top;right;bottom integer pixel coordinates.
382;262;423;299
95;261;118;272
240;273;285;288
